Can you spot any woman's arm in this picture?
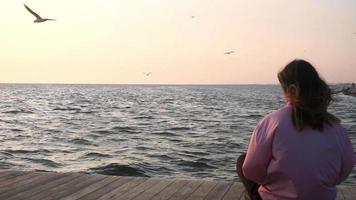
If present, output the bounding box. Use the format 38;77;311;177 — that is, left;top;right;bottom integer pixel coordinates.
242;117;276;184
338;132;355;184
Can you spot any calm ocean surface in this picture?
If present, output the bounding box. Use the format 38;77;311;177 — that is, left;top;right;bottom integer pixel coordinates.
0;84;355;185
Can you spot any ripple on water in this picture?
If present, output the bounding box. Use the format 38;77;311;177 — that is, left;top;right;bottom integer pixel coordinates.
0;161;14;169
133;116;154;120
80;152;113;159
111;126;139;134
147;154;175;161
168;127;191;131
151;131;177;137
0;151;14;158
136;146;154;151
69;138;94;146
95;130;112;135
24;158;62;168
180;150;210;156
9;128;23;132
88;163;148;177
2;109;34;114
5;149;51;155
176;160;217;172
53;107;81;112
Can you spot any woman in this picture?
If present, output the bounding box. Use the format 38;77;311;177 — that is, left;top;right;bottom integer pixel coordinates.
236;59;355;200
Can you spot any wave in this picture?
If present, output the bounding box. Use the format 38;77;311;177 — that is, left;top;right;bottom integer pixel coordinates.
96;126;139;135
77;110;95;114
135;146;154;151
53;107;81;111
88;163;147;177
181;150;210;156
10;128;23;132
177;160;217;169
81;152;112;158
111;126;138;134
151;131;177;136
95;130;111;135
0;161;14;169
168;127;191;131
24;158;62;168
168;138;182;143
69;138;94;146
2;110;33;114
133;116;154;120
5;149;51;154
0;151;14;158
147;154;174;160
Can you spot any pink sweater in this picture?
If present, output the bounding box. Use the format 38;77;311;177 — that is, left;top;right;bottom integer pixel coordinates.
242;105;355;200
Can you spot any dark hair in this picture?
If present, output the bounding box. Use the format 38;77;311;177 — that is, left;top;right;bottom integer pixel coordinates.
278;59;339;131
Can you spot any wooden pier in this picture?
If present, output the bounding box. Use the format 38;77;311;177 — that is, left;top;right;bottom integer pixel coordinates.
0;171;354;199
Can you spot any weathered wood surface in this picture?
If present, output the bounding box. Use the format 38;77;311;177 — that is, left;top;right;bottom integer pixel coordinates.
0;171;354;200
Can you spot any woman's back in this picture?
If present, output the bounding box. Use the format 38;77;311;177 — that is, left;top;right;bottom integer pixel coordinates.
250;105;354;199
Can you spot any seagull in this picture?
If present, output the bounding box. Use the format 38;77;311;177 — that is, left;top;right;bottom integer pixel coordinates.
224;51;235;55
24;4;55;23
144;72;152;76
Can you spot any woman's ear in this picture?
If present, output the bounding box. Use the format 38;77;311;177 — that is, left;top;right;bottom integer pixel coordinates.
286;84;298;97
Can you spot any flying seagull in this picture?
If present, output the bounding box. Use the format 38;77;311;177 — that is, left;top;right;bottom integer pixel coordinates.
24;4;55;23
224;51;235;55
144;72;152;76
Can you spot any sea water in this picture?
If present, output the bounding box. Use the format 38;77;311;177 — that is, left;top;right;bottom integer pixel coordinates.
0;84;355;185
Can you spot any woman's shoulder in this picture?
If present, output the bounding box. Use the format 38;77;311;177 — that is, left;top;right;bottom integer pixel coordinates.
257;105;292;127
326;121;347;135
263;105;292;121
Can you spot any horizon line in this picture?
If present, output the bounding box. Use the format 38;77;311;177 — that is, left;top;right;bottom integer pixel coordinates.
0;82;279;86
0;82;350;86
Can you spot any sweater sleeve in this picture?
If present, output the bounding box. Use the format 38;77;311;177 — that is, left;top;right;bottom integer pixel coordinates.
242;117;276;184
338;129;355;184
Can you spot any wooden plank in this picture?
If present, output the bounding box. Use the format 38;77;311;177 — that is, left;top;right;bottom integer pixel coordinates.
0;172;64;200
114;178;163;200
222;182;244;200
62;175;118;200
25;173;83;200
340;186;356;200
0;172;40;192
151;179;190;200
0;171;32;180
0;171;27;183
336;187;345;200
185;181;217;200
133;179;174;200
168;180;203;200
0;171;17;179
205;182;232;200
96;177;148;200
0;171;10;176
0;171;353;200
41;174;105;200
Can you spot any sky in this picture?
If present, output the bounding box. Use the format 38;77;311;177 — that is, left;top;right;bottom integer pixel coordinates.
1;0;355;84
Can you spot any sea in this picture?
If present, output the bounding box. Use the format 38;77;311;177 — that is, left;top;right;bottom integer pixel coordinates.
0;84;355;185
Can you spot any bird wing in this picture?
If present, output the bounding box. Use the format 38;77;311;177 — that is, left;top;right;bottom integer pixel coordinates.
24;4;42;19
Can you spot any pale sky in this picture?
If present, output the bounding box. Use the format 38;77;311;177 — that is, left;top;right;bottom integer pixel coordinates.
1;0;355;84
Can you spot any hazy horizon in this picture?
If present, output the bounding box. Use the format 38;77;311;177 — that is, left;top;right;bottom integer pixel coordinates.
1;0;356;84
